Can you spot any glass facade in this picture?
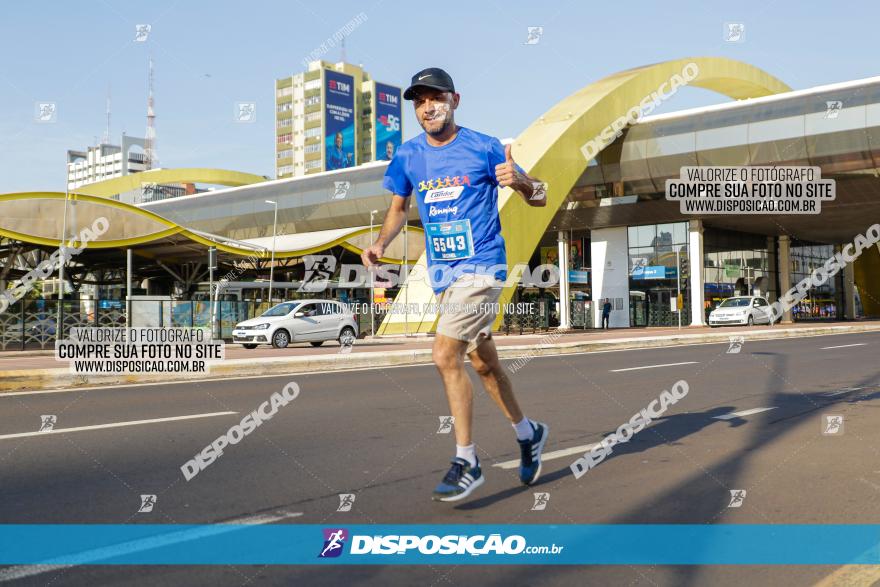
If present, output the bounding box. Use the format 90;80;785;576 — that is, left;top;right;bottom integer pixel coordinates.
627;222;690;327
702;228;773;321
790;242;838;319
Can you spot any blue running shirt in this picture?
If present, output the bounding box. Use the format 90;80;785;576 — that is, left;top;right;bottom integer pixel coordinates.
382;127;524;294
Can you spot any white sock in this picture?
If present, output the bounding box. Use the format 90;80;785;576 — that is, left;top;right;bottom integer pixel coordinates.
513;417;534;441
456;444;476;468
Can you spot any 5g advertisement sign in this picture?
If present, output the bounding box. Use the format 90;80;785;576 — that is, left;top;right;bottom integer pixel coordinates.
374;82;402;161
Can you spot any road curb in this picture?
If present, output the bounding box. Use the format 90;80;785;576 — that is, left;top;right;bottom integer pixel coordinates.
1;323;878;392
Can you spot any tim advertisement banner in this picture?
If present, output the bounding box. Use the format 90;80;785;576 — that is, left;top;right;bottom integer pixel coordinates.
374;82;402;161
325;70;355;171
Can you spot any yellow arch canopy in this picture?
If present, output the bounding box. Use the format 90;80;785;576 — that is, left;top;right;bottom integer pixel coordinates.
74;168;267;198
379;57;792;335
854;247;880;317
0;192;420;262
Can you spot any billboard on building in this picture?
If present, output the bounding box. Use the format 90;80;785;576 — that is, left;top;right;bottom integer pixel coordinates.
374;82;402;161
540;247;558;266
324;70;356;171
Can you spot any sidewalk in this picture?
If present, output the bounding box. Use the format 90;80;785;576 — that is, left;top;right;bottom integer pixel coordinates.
1;321;877;392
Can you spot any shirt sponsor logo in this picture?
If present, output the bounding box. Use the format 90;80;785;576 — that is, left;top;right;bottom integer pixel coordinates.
419;176;470;192
429;205;458;217
424;185;464;203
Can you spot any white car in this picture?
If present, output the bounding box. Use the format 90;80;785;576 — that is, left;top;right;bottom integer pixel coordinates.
708;296;774;327
232;300;358;349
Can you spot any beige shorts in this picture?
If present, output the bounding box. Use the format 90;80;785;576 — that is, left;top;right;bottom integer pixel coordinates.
435;274;503;354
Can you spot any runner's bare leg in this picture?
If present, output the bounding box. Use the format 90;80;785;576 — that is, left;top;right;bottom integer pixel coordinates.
468;337;524;423
432;333;474;447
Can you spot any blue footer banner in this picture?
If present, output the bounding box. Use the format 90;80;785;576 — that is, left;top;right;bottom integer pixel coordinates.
1;525;879;565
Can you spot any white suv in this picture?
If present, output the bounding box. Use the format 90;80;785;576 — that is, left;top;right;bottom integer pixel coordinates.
232;300;358;349
708;296;774;327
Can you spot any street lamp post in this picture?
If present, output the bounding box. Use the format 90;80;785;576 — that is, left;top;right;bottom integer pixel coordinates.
265;200;278;310
403;220;408;337
370;209;378;337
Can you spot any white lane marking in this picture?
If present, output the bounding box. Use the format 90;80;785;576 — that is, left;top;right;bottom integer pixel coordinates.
713;407;777;420
494;418;656;469
610;361;698;372
823;388;863;397
0;511;302;582
494;443;601;469
0;411;237;441
820;343;867;350
812;564;880;587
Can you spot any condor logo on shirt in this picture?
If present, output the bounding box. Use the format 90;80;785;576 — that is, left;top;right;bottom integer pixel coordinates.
424;185;464;203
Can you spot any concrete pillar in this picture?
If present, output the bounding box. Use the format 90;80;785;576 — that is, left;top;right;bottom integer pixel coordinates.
688;219;706;326
843;256;857;320
766;237;778;303
833;245;844;320
557;231;570;329
777;236;793;324
589;227;630;328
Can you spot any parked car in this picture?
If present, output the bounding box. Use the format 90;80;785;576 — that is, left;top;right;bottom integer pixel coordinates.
708;296;774;327
232;300;358;349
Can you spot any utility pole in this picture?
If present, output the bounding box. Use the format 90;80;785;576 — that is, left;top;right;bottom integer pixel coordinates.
265;200;278;307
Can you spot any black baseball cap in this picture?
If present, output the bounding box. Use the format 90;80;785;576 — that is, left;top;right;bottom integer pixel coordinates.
403;67;455;100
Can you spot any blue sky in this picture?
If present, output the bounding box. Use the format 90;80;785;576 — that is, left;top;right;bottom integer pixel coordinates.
1;0;877;192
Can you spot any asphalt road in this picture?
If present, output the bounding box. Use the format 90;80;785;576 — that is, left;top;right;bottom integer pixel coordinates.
1;330;879;586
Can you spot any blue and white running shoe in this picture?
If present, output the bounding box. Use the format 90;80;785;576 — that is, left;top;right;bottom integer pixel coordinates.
518;421;549;485
432;457;484;502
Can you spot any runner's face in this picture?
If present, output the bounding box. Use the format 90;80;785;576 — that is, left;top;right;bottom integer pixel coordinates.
413;89;457;136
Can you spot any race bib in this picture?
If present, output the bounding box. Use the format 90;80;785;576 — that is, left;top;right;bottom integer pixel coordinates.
426;219;474;261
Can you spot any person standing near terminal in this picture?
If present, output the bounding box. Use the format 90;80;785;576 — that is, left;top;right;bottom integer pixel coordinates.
602;298;612;329
361;67;550;502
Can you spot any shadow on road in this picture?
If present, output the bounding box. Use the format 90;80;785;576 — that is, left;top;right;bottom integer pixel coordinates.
482;350;879;587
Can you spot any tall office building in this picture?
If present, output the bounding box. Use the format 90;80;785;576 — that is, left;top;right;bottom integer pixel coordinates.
275;61;402;178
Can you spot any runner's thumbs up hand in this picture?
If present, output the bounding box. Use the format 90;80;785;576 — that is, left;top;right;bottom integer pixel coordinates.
494;144;517;187
494;143;546;206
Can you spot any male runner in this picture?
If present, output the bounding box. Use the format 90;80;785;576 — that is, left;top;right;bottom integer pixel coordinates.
361;67;550;502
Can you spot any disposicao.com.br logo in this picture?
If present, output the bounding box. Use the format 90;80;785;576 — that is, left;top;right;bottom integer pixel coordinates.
317;528;563;558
